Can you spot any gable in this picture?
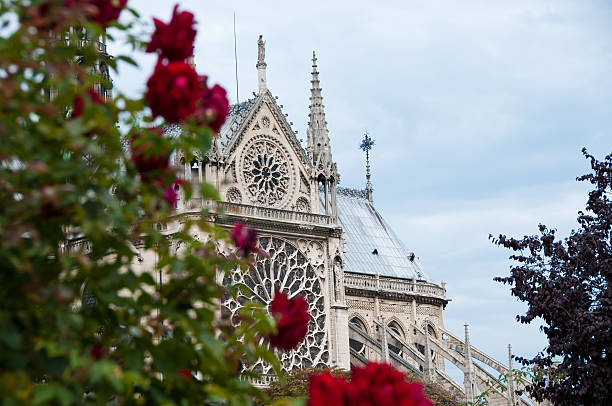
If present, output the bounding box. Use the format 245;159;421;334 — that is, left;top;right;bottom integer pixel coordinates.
222;91;311;168
221;91;314;211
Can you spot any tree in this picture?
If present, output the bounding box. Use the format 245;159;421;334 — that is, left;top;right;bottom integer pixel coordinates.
491;149;612;405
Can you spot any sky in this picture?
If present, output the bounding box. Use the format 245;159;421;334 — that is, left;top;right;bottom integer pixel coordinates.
110;0;612;377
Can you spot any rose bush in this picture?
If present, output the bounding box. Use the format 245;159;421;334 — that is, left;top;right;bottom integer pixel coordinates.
86;0;128;27
146;4;197;62
129;130;172;178
0;2;279;405
146;60;200;122
308;363;432;406
197;75;230;133
231;221;262;257
308;371;350;406
269;290;311;351
71;88;104;118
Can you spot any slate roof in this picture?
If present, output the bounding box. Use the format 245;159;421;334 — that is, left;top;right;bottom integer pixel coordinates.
219;98;256;148
337;187;429;281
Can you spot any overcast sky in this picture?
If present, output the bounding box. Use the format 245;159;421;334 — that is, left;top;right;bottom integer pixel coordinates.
111;0;612;375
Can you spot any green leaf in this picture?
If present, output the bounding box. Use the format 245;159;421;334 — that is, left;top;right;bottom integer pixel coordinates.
116;55;139;67
200;182;221;201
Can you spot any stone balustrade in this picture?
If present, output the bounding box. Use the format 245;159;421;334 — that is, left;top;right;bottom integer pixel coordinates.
178;198;334;226
344;272;446;299
247;374;277;388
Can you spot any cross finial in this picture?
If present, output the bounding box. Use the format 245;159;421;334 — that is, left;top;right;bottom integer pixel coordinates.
360;130;375;202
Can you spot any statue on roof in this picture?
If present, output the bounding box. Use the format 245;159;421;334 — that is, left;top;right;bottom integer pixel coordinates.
257;35;265;66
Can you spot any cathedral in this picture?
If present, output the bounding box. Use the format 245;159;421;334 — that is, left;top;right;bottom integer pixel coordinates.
159;37;539;405
171;35;449;380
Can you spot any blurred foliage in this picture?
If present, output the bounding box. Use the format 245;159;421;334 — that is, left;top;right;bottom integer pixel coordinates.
404;370;460;406
0;1;280;404
262;367;350;404
261;367;458;406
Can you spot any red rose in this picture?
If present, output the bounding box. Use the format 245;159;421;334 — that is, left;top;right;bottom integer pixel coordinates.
163;179;183;207
268;290;311;351
72;88;104;118
146;4;196;62
146;61;199;123
308;371;350;406
86;0;127;27
129;131;171;180
348;363;432;406
177;369;191;380
230;222;258;257
24;0;125;30
196;76;229;134
89;343;105;361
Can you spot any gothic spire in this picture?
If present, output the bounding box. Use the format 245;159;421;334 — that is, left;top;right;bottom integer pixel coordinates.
307;51;331;166
359;130;375;202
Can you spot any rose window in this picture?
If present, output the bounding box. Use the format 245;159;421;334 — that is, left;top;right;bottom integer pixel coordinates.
242;140;291;206
223;237;328;375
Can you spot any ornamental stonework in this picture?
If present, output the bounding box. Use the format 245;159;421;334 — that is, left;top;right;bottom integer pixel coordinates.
346;298;374;311
295;197;310;212
296;239;325;277
222;236;328;374
380;303;411;313
225;187;242;203
238;136;296;208
417;304;440;318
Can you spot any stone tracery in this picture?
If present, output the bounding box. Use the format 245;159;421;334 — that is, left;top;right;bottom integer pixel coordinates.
240;138;292;207
222;237;328;374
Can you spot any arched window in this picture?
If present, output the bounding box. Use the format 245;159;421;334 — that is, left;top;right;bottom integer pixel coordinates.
349;316;368;355
387;321;405;356
190;159;199;183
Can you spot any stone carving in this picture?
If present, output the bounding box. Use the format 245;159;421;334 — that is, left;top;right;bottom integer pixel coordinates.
380;303;411;313
417;305;440;318
297;240;324;266
295;197;310;213
300;174;310;194
257;35;266;66
241;138;291;207
346;299;374;311
225;187;242;204
222;237;328;374
333;257;343;302
261;116;270;128
227;162;237;182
